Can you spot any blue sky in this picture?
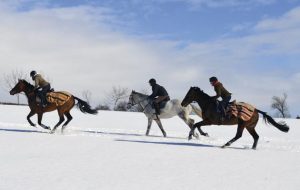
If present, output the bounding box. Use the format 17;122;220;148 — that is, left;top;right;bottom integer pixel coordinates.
16;0;300;41
0;0;300;117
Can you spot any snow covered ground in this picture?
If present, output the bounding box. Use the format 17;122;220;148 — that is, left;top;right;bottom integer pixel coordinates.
0;104;299;190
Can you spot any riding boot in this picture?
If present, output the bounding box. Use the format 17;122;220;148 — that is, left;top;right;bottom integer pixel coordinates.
40;94;48;108
220;107;226;122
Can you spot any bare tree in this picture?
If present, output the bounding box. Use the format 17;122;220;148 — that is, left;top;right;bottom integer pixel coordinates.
271;93;291;118
3;69;28;104
95;103;110;111
114;100;128;111
82;90;92;104
106;86;129;110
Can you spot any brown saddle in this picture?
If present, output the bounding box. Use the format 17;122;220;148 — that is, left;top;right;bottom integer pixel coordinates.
226;101;256;121
46;91;72;106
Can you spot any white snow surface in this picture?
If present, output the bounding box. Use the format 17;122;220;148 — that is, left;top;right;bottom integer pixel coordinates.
0;105;299;190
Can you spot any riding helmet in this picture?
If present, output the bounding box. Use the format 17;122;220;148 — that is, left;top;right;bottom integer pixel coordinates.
30;70;37;78
209;76;218;83
149;78;156;85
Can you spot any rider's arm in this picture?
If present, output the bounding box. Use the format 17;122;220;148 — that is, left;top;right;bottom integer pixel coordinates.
34;76;40;89
212;85;221;100
149;85;159;99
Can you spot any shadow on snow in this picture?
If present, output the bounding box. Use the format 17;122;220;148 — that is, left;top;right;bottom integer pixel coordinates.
0;127;48;134
115;139;217;148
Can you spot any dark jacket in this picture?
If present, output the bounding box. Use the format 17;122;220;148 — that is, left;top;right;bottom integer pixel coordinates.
213;82;231;99
149;84;169;99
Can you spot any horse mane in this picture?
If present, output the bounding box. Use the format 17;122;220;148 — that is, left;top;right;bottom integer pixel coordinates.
193;87;212;101
132;91;148;97
21;79;35;90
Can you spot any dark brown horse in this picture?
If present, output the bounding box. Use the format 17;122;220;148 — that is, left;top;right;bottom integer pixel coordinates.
181;87;289;149
10;79;98;133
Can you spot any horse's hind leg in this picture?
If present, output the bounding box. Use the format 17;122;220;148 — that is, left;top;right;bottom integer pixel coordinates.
146;118;153;136
222;120;245;148
246;115;259;149
246;127;259;149
61;112;73;133
178;113;200;139
50;110;65;134
154;119;167;137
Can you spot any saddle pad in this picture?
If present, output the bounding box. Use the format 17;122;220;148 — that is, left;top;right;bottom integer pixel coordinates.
227;102;255;121
46;91;72;106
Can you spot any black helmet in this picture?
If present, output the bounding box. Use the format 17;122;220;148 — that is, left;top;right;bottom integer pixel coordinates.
209;76;218;83
30;70;37;78
149;78;156;85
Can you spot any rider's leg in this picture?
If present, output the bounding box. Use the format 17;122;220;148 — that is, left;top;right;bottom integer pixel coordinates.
153;100;160;115
41;84;51;107
153;96;169;115
221;96;231;118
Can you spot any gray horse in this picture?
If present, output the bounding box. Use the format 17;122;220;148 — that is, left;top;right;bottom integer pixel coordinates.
127;91;205;138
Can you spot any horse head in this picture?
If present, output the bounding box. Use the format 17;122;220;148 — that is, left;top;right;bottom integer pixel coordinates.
181;86;201;107
10;79;34;95
127;90;135;108
127;90;148;109
10;79;26;95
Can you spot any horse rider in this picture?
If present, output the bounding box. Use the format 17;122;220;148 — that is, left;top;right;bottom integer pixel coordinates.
30;71;51;107
209;76;232;119
148;78;170;115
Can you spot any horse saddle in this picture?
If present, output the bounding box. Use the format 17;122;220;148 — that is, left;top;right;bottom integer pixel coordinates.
158;100;168;109
35;88;55;104
216;100;236;112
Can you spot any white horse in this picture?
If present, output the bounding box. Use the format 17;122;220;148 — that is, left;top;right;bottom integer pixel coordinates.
127;90;206;138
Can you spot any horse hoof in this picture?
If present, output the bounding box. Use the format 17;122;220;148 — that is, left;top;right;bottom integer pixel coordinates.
194;134;200;140
204;133;209;137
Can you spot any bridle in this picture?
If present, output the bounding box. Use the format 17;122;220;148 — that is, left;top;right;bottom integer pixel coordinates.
128;93;151;112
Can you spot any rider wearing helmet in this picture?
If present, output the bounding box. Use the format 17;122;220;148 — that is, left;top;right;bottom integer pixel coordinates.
209;76;231;119
148;78;170;115
30;71;51;107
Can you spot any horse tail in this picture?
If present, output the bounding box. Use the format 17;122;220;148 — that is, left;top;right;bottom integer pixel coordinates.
256;109;289;132
73;96;98;115
190;104;202;118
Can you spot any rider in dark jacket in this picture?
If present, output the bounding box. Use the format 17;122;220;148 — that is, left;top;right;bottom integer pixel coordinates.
209;76;231;119
30;70;51;107
148;78;170;115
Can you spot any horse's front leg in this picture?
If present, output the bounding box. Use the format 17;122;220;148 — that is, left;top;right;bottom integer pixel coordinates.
27;110;36;127
188;120;209;140
37;113;50;130
146;118;153;136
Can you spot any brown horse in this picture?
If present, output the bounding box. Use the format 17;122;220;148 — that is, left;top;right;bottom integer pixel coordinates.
181;87;289;149
10;79;98;133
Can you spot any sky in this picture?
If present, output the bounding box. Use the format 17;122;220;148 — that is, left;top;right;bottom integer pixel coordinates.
0;0;299;117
